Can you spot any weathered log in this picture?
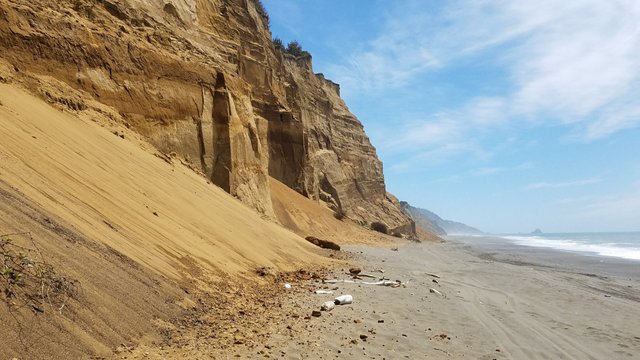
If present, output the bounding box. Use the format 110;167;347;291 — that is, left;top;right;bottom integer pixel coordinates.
305;236;341;251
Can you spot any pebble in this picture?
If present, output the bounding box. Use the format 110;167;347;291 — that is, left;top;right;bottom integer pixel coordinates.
429;288;443;296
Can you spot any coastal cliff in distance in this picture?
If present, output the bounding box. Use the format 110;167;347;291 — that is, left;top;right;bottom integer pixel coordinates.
0;0;413;235
401;201;483;236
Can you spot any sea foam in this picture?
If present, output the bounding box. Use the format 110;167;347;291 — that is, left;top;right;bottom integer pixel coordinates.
502;235;640;261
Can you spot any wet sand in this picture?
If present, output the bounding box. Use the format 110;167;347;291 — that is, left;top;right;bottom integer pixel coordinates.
232;238;640;359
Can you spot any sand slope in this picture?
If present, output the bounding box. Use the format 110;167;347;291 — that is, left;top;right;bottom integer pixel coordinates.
0;83;329;358
270;177;402;245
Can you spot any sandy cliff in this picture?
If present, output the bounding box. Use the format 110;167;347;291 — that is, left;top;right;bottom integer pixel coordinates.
0;0;414;234
0;1;421;356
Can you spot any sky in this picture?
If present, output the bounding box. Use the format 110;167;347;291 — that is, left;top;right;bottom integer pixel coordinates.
262;0;640;234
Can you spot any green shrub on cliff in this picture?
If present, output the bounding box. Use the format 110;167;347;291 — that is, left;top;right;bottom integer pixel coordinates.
284;40;310;58
272;37;284;50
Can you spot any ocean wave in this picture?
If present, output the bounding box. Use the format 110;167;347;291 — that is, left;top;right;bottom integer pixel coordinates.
502;235;640;261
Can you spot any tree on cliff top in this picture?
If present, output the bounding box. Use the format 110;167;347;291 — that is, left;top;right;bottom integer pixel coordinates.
272;37;284;50
284;41;310;57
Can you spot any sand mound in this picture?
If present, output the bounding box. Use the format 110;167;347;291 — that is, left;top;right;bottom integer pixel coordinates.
0;83;329;358
270;177;397;245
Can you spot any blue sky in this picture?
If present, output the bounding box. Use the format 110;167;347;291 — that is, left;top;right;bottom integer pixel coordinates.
262;0;640;233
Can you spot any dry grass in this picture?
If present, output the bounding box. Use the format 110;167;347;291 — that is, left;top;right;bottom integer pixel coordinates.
1;232;77;314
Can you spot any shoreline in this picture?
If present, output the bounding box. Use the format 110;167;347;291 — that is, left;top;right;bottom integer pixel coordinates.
448;235;640;280
228;238;640;359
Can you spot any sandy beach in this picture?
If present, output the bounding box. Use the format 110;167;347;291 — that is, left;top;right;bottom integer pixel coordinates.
217;238;640;359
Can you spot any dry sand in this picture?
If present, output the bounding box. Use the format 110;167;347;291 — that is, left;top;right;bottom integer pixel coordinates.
0;82;332;357
226;240;639;359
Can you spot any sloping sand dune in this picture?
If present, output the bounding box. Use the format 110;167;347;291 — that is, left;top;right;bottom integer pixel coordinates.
270;177;397;245
0;83;329;357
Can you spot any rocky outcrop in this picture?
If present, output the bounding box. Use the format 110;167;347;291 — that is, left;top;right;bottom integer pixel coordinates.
0;0;414;233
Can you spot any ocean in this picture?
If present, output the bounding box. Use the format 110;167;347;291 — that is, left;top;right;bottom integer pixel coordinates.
496;232;640;261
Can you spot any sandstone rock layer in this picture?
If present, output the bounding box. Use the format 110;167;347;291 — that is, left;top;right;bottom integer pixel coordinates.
0;0;413;233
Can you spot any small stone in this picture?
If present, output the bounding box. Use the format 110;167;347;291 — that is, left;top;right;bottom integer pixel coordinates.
359;334;368;341
321;301;335;311
311;310;322;317
378;319;384;323
349;267;361;275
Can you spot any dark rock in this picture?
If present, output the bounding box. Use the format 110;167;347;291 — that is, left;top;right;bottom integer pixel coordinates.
305;236;340;251
256;267;275;276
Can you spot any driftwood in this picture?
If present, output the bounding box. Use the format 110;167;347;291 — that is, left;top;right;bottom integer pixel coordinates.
324;279;404;288
305;236;341;251
314;289;333;295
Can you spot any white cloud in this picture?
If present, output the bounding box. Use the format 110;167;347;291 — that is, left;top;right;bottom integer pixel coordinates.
583;102;640;140
525;178;602;190
471;162;533;176
388;142;474;172
327;4;441;92
560;190;640;230
509;2;640;123
377;96;509;170
329;0;640;145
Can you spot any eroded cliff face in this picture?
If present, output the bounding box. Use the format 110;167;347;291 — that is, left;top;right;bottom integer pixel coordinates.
0;0;414;233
